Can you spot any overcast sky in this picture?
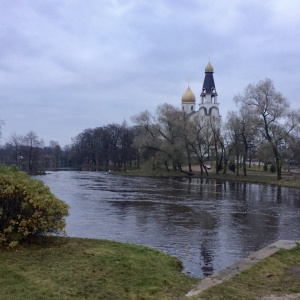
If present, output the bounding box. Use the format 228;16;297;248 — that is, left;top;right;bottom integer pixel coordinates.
1;0;299;146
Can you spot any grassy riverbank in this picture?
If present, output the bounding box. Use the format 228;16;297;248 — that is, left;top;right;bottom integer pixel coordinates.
190;243;300;300
119;165;300;189
1;237;300;299
0;236;197;300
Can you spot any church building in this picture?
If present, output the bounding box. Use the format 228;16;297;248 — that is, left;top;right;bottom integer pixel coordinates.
181;62;221;123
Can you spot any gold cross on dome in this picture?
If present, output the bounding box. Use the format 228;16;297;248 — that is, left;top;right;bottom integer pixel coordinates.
187;76;192;86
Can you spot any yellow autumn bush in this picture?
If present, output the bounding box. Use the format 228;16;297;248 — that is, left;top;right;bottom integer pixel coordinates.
0;166;69;247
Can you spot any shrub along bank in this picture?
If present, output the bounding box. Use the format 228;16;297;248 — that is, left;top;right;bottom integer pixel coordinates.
0;166;69;247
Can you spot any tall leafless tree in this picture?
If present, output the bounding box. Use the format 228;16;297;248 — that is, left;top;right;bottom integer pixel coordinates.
234;78;300;180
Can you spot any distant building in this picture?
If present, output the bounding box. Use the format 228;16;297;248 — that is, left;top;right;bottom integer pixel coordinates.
181;62;221;123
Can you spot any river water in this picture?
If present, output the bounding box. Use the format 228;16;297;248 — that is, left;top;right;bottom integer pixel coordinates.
35;171;300;278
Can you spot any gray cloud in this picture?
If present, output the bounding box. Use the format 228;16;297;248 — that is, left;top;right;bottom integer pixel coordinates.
1;0;299;146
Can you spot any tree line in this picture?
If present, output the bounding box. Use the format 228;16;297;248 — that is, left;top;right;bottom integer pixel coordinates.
1;79;300;180
0;123;137;173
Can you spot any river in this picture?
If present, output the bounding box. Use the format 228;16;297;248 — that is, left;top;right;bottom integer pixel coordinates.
35;171;300;278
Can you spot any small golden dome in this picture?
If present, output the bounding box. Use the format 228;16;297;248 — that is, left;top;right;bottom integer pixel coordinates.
182;86;196;103
205;62;214;72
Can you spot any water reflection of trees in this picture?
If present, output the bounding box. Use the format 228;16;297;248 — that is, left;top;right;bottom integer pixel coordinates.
109;179;221;276
225;183;300;254
200;241;215;276
110;200;218;230
65;174;300;277
108;177;300;276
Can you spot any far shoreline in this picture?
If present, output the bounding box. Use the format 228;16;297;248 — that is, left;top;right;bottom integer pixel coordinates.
112;165;300;190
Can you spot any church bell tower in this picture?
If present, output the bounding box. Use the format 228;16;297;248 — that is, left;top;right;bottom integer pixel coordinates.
180;61;221;122
198;62;221;122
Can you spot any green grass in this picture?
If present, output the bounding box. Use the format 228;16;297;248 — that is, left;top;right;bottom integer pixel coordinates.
189;243;300;300
0;236;198;300
0;236;300;299
119;165;300;189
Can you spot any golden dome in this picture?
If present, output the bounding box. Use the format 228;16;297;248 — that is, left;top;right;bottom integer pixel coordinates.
182;86;196;103
205;62;214;72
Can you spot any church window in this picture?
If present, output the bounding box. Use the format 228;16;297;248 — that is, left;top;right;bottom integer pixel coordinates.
191;106;193;111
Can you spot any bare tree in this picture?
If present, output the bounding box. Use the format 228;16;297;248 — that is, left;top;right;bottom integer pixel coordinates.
235;78;300;180
49;140;62;169
184;117;210;175
132;104;187;172
131;110;163;169
8;133;24;166
225;108;258;176
220;125;236;174
208;118;224;175
69;123;136;171
156;104;186;171
23;131;44;173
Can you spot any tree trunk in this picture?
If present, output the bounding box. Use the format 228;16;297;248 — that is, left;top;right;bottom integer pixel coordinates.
164;160;170;171
198;158;204;175
204;165;209;176
242;153;247;176
186;144;192;173
236;153;239;176
275;155;282;180
270;142;282;180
